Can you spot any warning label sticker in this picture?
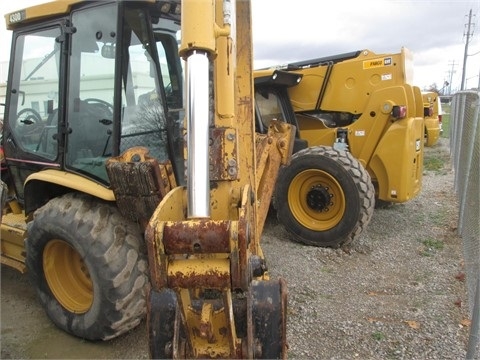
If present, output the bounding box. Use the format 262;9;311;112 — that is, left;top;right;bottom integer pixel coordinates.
363;57;393;69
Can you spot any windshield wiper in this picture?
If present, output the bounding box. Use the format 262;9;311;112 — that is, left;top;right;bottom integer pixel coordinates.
24;47;59;81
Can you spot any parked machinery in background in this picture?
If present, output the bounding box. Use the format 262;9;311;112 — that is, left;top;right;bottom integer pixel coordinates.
254;48;425;248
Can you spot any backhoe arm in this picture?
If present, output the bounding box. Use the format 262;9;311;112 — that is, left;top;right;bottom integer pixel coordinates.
142;0;294;358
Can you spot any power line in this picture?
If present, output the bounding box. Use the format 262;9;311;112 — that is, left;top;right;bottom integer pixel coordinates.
461;9;475;90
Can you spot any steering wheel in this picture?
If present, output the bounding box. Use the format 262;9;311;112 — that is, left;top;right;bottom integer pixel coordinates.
17;108;42;126
16;108;43;137
83;98;114;117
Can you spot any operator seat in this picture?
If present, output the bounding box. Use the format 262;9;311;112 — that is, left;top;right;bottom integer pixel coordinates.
67;99;113;162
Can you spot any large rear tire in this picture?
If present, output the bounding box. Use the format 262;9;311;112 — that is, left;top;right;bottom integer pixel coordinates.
275;146;375;248
26;192;149;340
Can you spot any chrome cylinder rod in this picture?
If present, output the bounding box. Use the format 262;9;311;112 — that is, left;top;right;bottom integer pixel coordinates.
186;51;210;218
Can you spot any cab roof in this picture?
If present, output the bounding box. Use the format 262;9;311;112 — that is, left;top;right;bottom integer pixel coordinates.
5;0;82;30
4;0;156;30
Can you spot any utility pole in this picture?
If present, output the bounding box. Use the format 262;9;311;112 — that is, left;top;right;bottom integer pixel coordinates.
448;60;457;94
478;67;480;90
461;9;475;90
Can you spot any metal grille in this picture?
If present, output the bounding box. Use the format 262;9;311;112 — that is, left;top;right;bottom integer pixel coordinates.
450;91;480;359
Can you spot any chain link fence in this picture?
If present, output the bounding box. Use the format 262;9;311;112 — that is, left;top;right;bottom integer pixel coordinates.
450;91;480;359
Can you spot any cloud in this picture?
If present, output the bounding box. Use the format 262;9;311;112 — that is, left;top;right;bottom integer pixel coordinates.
252;0;480;90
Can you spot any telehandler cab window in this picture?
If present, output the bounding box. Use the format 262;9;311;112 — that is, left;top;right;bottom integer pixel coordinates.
8;28;61;161
255;89;286;132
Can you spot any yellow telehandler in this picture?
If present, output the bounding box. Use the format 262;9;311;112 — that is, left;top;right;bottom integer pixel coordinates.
1;0;293;358
254;48;425;248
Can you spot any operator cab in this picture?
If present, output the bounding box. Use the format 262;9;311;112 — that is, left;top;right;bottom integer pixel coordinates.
3;1;184;202
254;70;307;153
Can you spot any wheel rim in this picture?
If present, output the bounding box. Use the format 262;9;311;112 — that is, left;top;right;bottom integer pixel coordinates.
43;239;93;313
288;169;346;231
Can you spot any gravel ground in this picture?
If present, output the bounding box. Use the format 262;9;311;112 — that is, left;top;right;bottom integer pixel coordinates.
263;137;470;359
1;138;471;359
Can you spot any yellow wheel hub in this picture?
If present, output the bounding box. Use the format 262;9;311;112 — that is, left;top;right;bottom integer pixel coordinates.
43;239;93;313
288;169;346;231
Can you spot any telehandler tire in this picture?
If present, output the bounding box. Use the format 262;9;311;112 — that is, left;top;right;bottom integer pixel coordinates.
275;146;375;248
25;192;149;340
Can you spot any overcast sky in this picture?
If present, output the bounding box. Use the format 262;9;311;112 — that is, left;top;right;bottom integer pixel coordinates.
1;0;480;91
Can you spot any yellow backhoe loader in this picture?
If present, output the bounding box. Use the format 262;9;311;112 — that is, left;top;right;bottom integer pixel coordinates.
422;91;442;146
1;0;293;358
254;48;425;248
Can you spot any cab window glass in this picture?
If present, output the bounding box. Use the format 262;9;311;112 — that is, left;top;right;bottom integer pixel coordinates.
65;4;116;182
120;15;168;162
255;89;285;131
119;9;181;164
8;28;60;160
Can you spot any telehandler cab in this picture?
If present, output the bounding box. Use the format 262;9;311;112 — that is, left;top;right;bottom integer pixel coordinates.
1;0;293;358
254;48;425;248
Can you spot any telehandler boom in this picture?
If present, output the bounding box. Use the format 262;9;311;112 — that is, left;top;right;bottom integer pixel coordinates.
254;48;425;248
1;0;293;357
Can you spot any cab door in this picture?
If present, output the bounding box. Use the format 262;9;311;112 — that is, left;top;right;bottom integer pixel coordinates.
4;24;64;201
63;3;117;183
